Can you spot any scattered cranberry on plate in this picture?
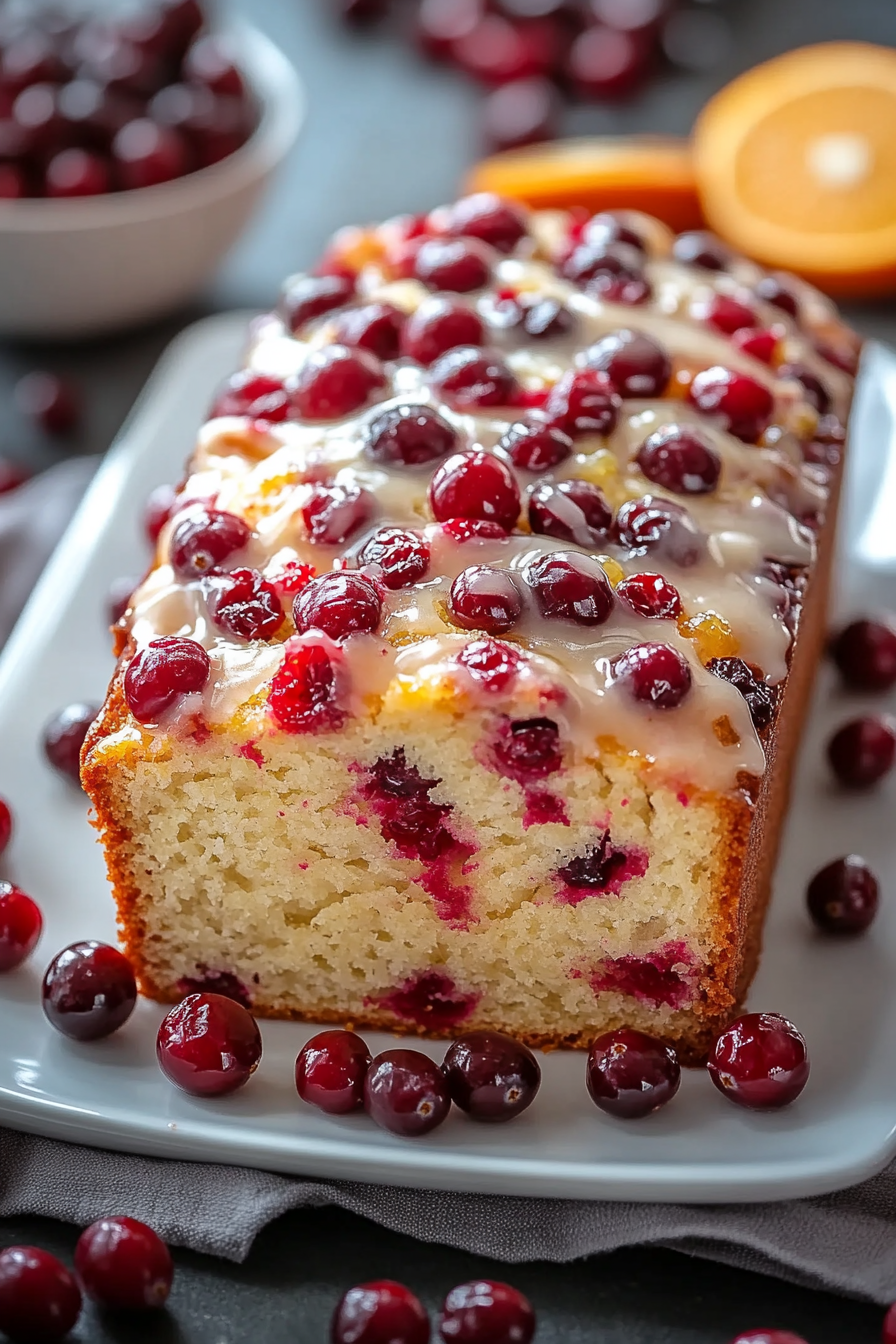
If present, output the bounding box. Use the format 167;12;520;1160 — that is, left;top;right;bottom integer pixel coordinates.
295;1029;372;1114
42;702;98;784
830;617;896;692
0;1246;82;1344
827;716;896;789
157;991;262;1096
364;1048;451;1137
332;1280;430;1344
442;1030;540;1122
586;1027;680;1119
707;1012;809;1111
42;940;137;1042
806;855;879;935
438;1280;535;1344
0;881;42;973
75;1216;173;1310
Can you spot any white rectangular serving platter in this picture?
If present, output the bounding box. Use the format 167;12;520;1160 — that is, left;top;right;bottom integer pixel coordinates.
0;311;894;1204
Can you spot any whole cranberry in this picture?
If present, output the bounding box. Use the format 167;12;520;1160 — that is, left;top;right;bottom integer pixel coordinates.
112;118;189;190
364;1048;451;1136
334;303;405;361
268;639;346;735
439;1280;534;1344
807;855;878;935
708;1012;809;1110
617;572;682;620
449;566;522;635
492;717;562;780
830;618;896;692
402;297;484;366
359;528;430;589
707;657;777;731
0;797;11;856
560;238;644;291
755;274;800;318
528;478;613;546
732;328;778;365
364;403;458;467
615;496;703;567
688;366;774;443
414;237;493;292
14;372;81;437
827;717;896;788
124;638;210;723
301;482;375;545
442;1030;540;1122
614;642;692;708
582;211;647;254
585;329;671;398
452;14;555;86
169;507;251;580
281;273;355;333
778;362;830;415
45;147;111;197
481;76;560;154
296;1029;372;1115
0;882;42;973
703;293;756;336
145;483;177;544
211;370;291;421
883;1305;896;1344
456;638;523;693
290;346;385;420
519;296;574;341
636;424;721;495
415;0;481;58
158;0;205;56
42;941;137;1042
441;519;508;544
544;368;621;438
586;1028;681;1119
211;568;284;641
429;451;520;529
0;1246;81;1344
430;346;518;410
12;83;64;159
294;572;382;641
672;231;731;270
157;992;262;1096
567;24;651;101
526;552;614;627
183;34;245;98
42;702;98;783
331;1281;429;1344
443;193;527;254
499;422;572;474
75;1216;173;1310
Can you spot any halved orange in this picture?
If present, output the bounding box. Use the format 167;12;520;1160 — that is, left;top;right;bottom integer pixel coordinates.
463;135;704;233
694;42;896;298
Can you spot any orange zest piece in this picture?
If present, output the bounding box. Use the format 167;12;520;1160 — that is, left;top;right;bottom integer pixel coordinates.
694;42;896;298
464;135;704;234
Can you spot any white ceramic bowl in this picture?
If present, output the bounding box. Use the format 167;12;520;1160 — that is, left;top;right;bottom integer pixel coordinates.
0;23;303;339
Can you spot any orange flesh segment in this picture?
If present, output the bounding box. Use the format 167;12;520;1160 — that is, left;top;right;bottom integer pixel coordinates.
694;42;896;297
464;136;704;234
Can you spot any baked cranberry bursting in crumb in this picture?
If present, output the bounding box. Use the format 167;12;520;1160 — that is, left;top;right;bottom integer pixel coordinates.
82;194;858;1060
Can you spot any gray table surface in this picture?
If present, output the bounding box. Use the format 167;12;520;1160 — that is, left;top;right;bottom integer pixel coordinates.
2;0;895;1339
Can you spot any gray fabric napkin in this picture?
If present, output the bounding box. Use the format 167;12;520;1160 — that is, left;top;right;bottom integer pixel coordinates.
2;459;895;1304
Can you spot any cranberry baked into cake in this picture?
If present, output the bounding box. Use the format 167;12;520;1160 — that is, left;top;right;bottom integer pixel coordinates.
82;196;858;1061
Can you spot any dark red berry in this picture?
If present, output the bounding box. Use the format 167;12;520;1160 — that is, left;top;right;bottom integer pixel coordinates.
42;941;137;1042
0;882;42;973
0;1247;81;1344
636;424;721;495
296;1029;372;1115
112;118;188;189
290;346;385;420
617;572;681;620
268;638;346;734
14;371;80;437
75;1217;173;1310
443;1030;540;1122
364;1048;451;1136
359;528;430;589
688;366;774;443
452;14;555;85
614;642;692;708
183;33;245;97
544;368;621;438
526;552;614;626
528;478;613;546
364;403;458;467
443;193;527;254
587;1028;681;1119
429;450;520;529
703;293;756;335
211;568;283;641
449;566;522;635
45;147;110;197
281;272;355;332
294;572;382;641
581;211;647;254
441;518;508;543
707;657;777;730
430;346;518;410
778;362;831;415
614;495;703;567
157;992;262;1096
42;703;97;783
827;717;896;788
560;239;645;294
416;0;488;59
481;76;559;154
807;855;878;936
0;798;11;857
439;1280;535;1344
567;24;651;101
830;618;896;692
755;274;800;318
145;483;177;544
402;297;484;365
732;328;778;365
493;717;562;780
169;507;251;579
334;303;405;361
124;638;210;723
585;329;671;398
883;1307;896;1344
211;370;291;422
301;482;375;546
455;639;523;693
414;237;492;292
499;422;572;474
332;1281;429;1344
708;1012;809;1110
519;296;574;341
672;230;730;270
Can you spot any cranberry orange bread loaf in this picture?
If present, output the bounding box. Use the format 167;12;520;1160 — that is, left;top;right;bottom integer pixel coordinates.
81;197;858;1061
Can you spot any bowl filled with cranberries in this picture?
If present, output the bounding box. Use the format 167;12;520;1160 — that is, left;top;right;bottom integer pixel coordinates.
0;0;303;337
